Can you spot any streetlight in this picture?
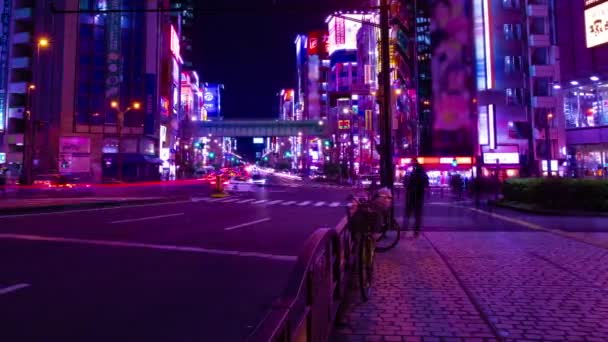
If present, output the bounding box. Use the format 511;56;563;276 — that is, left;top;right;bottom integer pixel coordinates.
545;112;554;177
111;100;142;181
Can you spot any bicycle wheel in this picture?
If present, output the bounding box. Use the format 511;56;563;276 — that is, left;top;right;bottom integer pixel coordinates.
375;217;401;252
358;235;375;301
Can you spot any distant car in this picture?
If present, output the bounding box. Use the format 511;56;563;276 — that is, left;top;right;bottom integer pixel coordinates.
250;174;266;185
32;174;93;195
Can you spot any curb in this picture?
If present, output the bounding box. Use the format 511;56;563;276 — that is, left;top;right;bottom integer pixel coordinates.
490;200;608;217
0;198;177;216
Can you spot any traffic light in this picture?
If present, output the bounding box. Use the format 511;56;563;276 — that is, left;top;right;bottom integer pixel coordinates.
324;140;330;147
451;158;458;167
263;156;268;161
209;152;216;159
284;151;292;158
194;142;204;150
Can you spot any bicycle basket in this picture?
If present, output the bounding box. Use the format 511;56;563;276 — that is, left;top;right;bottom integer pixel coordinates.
349;204;383;234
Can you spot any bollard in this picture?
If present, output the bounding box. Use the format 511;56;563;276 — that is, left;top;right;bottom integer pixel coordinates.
211;175;229;198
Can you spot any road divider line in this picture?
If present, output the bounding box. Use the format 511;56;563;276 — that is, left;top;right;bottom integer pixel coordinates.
267;200;284;205
0;233;297;262
236;199;256;204
329;202;341;207
252;200;268;205
314;201;326;207
110;213;184;224
220;198;241;203
281;201;296;206
0;283;31;296
297;201;311;206
224;218;271;231
0;200;193;219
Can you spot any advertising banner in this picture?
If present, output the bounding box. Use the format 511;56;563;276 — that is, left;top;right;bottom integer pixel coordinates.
328;14;372;56
585;0;608;48
60;137;91;154
144;73;157;135
0;0;11;132
307;30;329;57
430;0;477;156
105;0;122;100
203;84;221;117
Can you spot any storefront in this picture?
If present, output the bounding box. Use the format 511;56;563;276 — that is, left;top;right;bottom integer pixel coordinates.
396;157;474;187
563;81;608;177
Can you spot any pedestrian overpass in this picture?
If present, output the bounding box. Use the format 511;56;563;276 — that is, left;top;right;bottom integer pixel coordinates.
193;120;329;137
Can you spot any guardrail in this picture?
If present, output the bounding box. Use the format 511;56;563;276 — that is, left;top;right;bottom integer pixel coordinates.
248;217;352;342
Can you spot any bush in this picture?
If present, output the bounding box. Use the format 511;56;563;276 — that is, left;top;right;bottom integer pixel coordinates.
502;178;608;212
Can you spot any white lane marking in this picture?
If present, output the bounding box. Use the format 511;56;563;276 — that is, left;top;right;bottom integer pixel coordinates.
110;213;184;224
216;198;238;203
0;234;297;261
252;200;268;205
0;283;31;296
224;217;271;231
314;201;326;207
0;200;192;219
267;200;284;205
281;201;296;206
220;198;241;203
236;199;255;204
297;201;311;206
329;202;341;207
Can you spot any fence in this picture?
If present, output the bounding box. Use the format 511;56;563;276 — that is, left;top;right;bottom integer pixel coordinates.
248;217;351;342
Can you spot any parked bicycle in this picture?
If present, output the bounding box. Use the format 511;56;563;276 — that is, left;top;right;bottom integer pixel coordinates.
346;187;400;301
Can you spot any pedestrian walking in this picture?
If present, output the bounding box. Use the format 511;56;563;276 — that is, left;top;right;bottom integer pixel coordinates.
404;159;429;237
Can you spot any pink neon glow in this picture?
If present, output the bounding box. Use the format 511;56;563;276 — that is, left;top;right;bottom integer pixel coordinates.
170;25;181;60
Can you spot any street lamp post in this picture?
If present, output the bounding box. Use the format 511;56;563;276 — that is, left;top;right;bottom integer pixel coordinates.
546;111;553;177
22;37;50;185
111;100;141;181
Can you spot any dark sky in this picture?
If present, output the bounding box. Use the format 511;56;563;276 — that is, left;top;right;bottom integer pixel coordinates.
193;0;356;119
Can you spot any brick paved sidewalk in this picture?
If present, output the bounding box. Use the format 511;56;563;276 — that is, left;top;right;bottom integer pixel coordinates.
332;231;608;342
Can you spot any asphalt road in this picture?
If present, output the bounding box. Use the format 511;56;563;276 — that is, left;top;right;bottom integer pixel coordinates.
2;176;607;341
0;177;350;342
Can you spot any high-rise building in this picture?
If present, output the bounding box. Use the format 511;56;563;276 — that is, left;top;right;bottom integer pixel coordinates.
474;0;564;178
556;0;608;177
171;0;195;70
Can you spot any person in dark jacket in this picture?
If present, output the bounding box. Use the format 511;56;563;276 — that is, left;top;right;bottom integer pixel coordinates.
404;159;429;237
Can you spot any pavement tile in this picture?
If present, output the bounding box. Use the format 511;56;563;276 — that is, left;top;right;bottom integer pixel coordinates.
332;226;608;342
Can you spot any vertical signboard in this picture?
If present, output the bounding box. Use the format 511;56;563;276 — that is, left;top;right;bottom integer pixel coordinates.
144;73;157;135
430;0;477;156
307;55;321;119
105;0;122;105
203;84;221;118
0;0;11;132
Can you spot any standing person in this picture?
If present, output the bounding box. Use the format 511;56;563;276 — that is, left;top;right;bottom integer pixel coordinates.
0;168;7;198
404;159;429;237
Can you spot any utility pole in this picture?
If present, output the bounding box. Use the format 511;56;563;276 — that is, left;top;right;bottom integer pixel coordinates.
111;101;141;181
379;0;393;189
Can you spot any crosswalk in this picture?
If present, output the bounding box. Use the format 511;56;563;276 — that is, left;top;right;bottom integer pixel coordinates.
192;196;347;209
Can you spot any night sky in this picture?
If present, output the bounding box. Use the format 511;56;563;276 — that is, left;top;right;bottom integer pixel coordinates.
193;0;357;159
193;0;357;119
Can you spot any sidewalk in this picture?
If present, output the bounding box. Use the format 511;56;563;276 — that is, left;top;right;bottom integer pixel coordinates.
332;230;608;342
0;196;167;214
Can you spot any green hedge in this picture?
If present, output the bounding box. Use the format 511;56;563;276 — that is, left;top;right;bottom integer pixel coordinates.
502;178;608;212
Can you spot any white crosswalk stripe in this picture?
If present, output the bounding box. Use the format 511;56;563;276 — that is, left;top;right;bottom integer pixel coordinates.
194;197;347;208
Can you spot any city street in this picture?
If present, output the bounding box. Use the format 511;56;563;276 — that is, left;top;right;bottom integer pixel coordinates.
0;176;351;342
2;177;608;341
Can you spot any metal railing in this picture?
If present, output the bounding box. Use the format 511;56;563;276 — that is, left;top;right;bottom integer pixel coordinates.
248;217;352;342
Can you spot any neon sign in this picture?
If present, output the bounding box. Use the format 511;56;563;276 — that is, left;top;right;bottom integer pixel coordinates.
170;25;182;62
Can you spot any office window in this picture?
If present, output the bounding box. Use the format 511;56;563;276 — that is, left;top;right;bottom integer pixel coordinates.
504;56;523;73
506;88;524;105
504;24;522;40
503;0;520;9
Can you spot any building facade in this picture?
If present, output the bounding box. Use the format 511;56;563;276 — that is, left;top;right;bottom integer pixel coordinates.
556;0;608;177
473;0;564;178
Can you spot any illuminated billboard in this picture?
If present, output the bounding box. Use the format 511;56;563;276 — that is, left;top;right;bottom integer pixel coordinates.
170;25;182;61
327;14;374;56
307;30;329;57
203;84;222;117
585;0;608;48
430;0;477;156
